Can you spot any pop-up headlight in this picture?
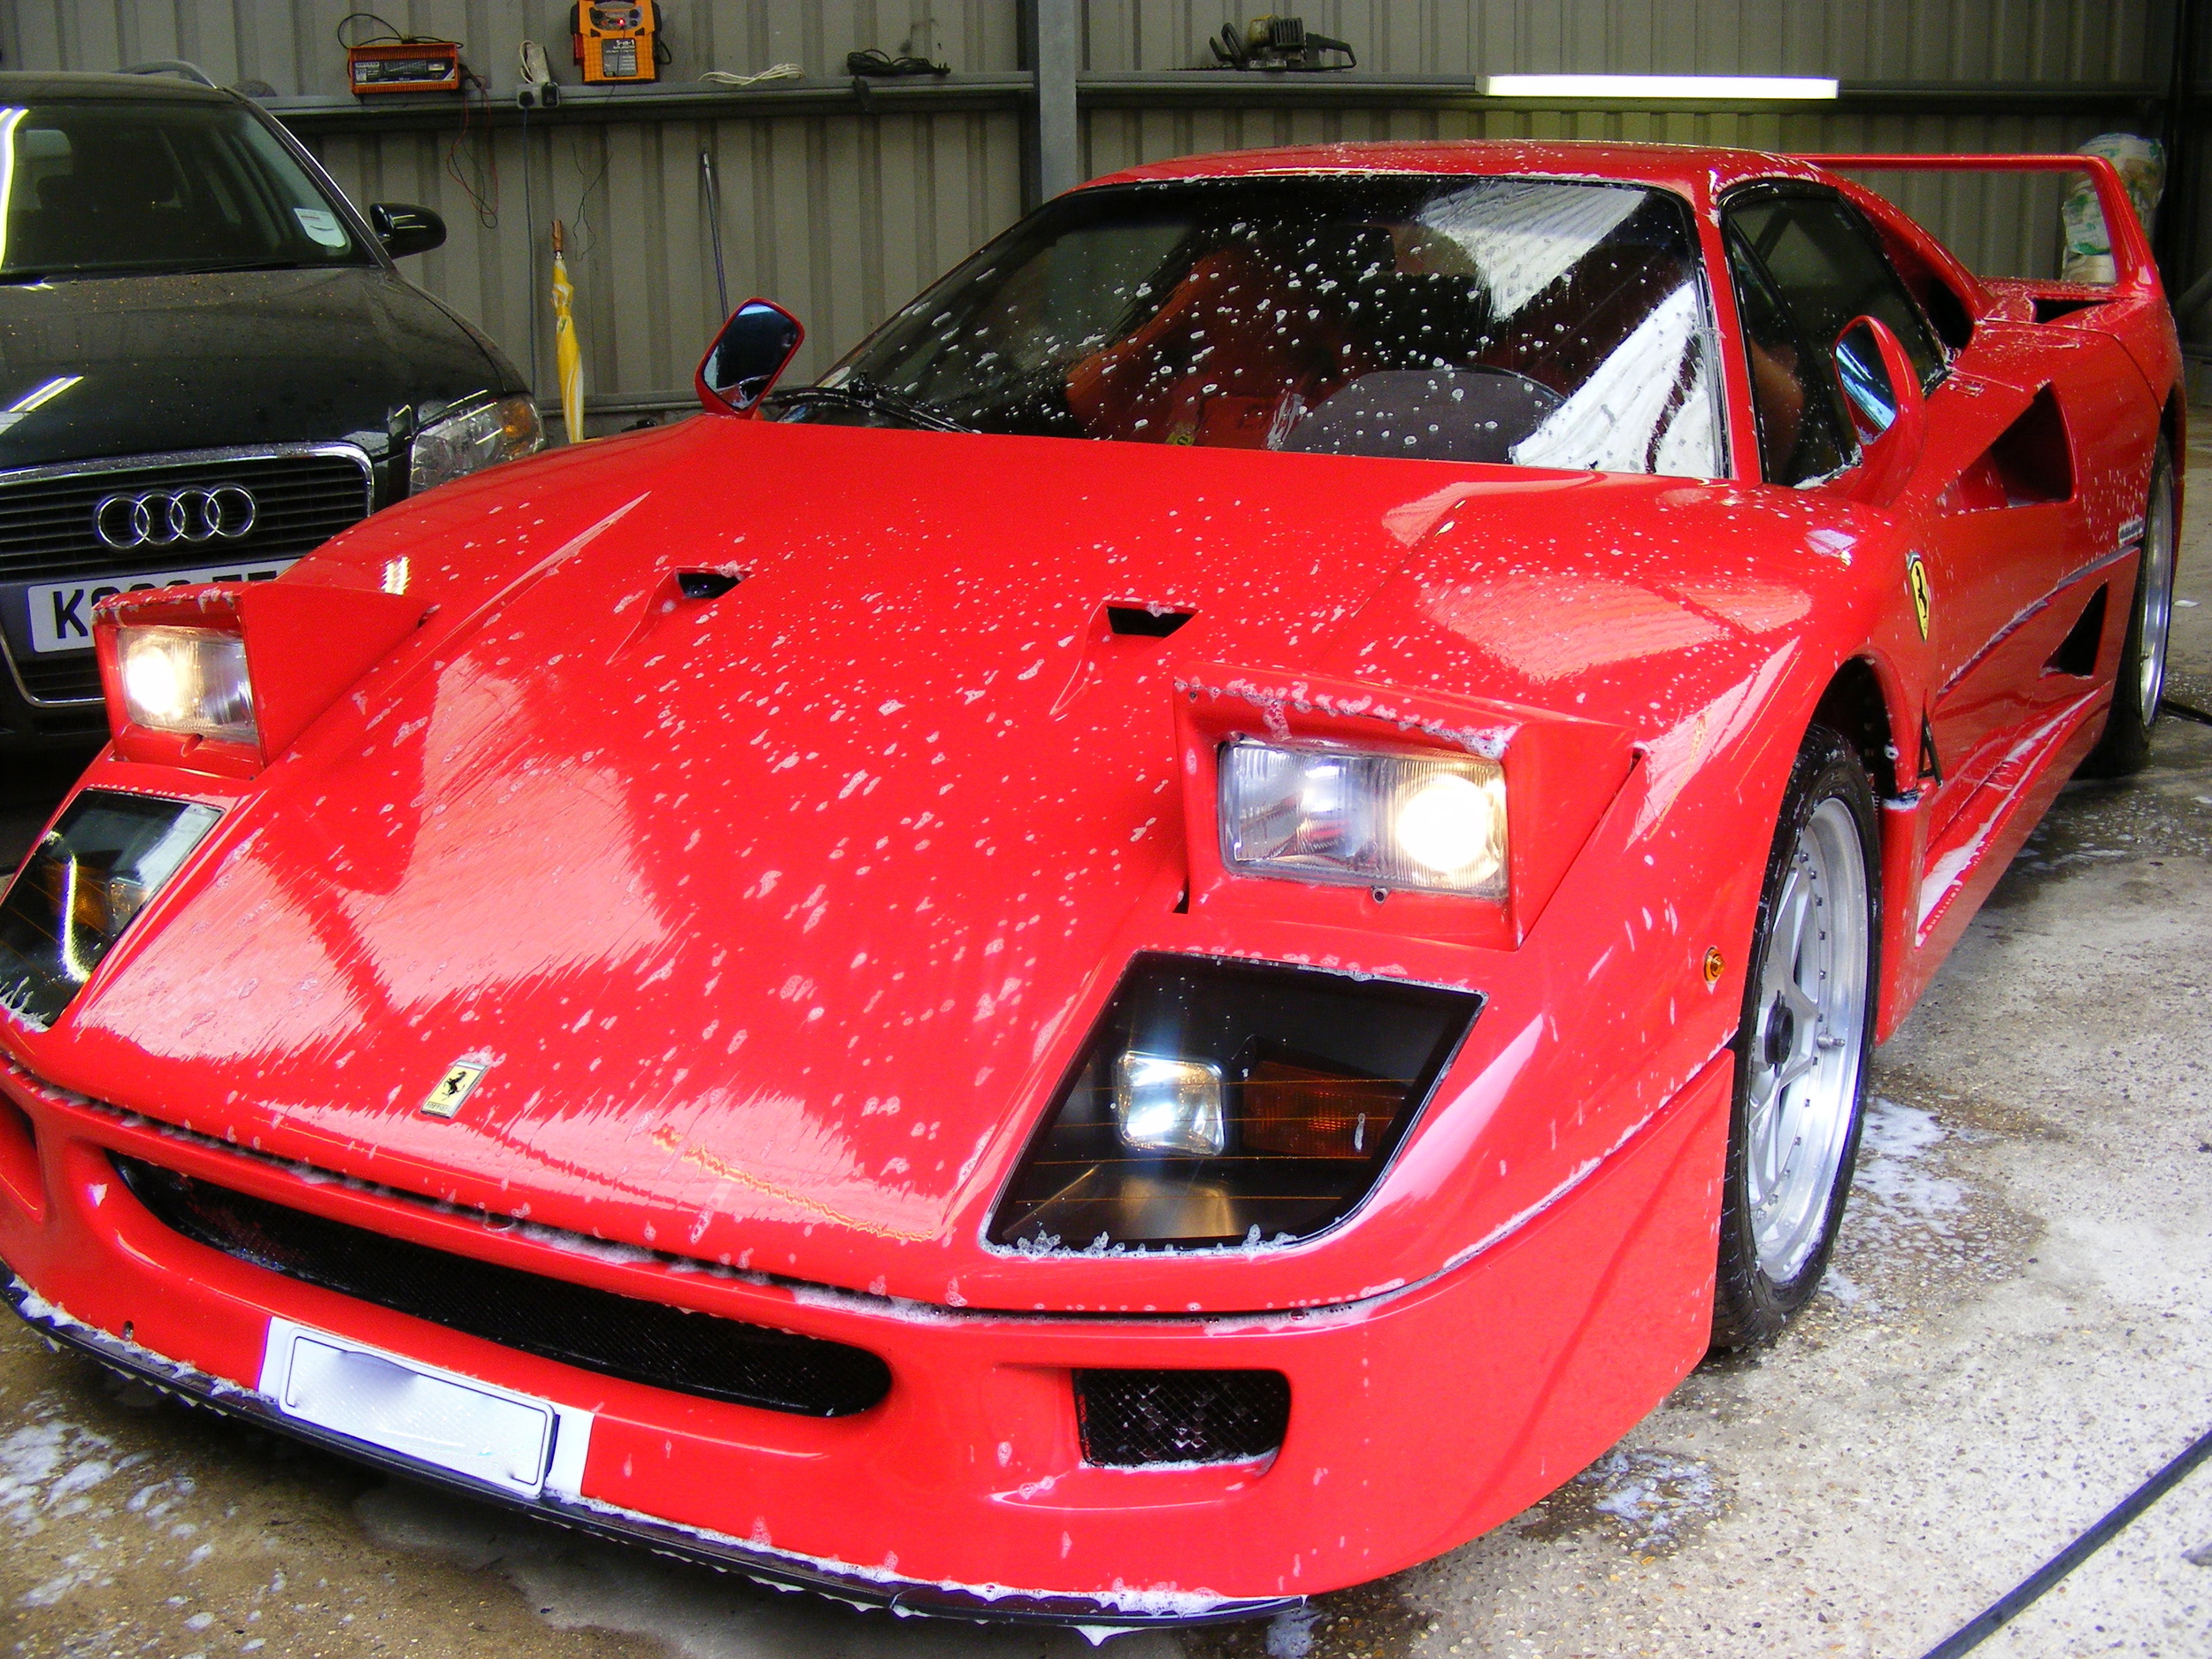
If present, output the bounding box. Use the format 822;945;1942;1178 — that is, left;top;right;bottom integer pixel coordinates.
117;626;256;744
991;954;1479;1251
0;791;220;1027
1220;740;1507;900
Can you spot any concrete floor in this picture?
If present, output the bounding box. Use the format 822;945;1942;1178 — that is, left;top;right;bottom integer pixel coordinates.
3;433;2209;1659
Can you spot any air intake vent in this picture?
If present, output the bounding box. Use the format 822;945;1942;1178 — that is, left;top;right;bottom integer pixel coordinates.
114;1156;892;1417
1075;1369;1290;1465
1106;604;1194;638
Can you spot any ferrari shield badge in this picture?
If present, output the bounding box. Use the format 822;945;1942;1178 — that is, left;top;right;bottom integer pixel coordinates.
419;1058;490;1119
1906;552;1932;641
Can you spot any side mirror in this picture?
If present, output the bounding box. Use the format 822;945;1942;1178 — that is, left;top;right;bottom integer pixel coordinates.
370;202;446;259
696;299;804;416
1832;314;1924;508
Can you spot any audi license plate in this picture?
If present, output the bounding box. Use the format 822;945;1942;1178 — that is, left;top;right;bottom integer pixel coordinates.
27;558;293;653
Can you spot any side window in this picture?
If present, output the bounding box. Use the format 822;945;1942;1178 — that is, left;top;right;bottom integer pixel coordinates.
1727;193;1946;390
1724;228;1852;487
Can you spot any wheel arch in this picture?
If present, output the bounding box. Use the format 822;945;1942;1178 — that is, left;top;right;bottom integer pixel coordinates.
1809;655;1902;803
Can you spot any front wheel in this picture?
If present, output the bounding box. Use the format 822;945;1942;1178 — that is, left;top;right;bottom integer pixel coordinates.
1710;726;1880;1350
2080;437;2177;778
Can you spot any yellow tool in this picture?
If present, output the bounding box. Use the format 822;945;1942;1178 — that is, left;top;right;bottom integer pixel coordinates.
572;1;661;84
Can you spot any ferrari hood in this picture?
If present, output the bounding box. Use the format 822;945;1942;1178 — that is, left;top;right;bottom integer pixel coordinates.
42;418;1875;1302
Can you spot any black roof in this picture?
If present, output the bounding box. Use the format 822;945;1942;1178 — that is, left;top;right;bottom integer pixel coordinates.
0;70;239;104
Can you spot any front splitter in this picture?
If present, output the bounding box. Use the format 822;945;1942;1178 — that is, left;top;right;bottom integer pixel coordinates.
2;1275;1298;1633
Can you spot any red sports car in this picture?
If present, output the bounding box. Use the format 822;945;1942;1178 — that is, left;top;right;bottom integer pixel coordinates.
0;141;2182;1628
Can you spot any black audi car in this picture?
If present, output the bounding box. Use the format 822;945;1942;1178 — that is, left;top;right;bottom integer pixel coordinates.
0;70;540;753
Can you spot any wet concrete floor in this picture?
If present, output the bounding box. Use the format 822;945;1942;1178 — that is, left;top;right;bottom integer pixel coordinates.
2;436;2209;1659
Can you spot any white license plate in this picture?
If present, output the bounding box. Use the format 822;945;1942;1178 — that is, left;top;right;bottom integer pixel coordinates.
258;1317;592;1499
27;557;295;652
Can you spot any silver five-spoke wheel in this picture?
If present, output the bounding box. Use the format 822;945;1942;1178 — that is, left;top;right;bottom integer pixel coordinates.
1742;797;1870;1284
2133;449;2177;730
1713;725;1878;1349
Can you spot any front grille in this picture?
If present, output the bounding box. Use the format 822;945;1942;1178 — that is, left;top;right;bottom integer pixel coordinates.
10;650;101;703
0;447;373;583
114;1156;893;1418
1075;1369;1291;1466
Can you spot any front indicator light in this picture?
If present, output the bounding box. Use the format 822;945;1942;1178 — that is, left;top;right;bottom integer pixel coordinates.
991;954;1480;1250
117;626;256;744
0;791;220;1027
1221;741;1507;899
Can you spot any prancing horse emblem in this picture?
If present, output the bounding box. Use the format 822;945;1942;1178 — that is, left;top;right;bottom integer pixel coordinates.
420;1058;490;1119
1906;551;1932;641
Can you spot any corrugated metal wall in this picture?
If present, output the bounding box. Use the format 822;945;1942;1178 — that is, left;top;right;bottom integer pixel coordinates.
1;1;2193;420
1079;0;2153;78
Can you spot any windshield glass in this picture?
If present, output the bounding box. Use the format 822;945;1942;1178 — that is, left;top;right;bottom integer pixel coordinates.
0;99;373;281
785;174;1726;478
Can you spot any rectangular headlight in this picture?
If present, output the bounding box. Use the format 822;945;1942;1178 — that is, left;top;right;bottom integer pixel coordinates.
117;625;256;745
0;791;221;1027
411;393;545;495
991;954;1479;1251
1219;740;1508;900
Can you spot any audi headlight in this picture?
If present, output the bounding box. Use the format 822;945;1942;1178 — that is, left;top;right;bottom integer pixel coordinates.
1220;740;1508;900
0;791;221;1027
409;393;543;495
990;955;1479;1250
117;626;256;745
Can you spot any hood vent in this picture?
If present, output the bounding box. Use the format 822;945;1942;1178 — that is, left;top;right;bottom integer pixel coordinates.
1106;604;1194;639
677;569;745;600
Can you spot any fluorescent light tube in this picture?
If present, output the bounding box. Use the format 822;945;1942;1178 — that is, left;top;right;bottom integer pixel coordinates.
1479;74;1839;100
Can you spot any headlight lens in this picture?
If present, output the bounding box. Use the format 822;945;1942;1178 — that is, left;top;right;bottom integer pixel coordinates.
0;791;221;1027
1220;740;1508;900
117;626;256;744
409;393;544;495
990;954;1479;1251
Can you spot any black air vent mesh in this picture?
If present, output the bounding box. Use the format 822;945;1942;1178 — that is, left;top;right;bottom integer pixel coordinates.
114;1156;890;1417
1075;1368;1290;1465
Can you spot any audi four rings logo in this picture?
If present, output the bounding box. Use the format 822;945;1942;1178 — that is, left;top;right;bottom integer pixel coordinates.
92;486;257;550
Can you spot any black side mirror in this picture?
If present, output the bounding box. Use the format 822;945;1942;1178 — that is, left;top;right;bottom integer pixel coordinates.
370;203;446;259
1831;314;1925;508
695;299;804;415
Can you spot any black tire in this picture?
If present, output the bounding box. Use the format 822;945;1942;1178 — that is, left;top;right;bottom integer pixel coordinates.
2080;438;2177;779
1710;726;1881;1351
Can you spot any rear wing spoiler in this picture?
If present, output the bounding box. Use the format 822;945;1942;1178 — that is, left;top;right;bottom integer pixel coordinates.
1805;152;2161;300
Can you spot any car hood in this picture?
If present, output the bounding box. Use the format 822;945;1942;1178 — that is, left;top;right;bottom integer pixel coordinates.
0;265;511;468
41;418;1882;1307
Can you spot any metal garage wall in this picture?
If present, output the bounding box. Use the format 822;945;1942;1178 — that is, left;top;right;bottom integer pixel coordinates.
304;111;1025;410
0;1;2190;420
1079;0;2152;79
1;3;1025;94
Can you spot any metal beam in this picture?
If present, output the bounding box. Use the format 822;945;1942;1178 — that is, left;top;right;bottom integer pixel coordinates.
1032;0;1080;202
264;74;2167;137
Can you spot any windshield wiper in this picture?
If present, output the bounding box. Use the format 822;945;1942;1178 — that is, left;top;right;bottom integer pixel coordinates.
771;379;973;434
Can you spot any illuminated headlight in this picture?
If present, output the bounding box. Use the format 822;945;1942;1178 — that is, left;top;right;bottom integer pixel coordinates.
991;955;1479;1250
1220;741;1508;900
117;626;256;744
409;393;543;495
1115;1052;1226;1156
0;791;220;1027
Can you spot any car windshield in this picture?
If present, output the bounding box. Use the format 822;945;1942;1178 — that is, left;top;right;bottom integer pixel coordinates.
781;174;1726;478
0;98;374;281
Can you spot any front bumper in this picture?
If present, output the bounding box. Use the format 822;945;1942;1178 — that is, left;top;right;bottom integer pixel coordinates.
0;1050;1727;1625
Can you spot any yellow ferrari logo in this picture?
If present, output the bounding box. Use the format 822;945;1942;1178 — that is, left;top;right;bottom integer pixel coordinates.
1907;553;1932;641
419;1059;488;1119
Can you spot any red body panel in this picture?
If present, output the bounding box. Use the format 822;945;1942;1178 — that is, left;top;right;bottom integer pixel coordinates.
0;139;2177;1618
